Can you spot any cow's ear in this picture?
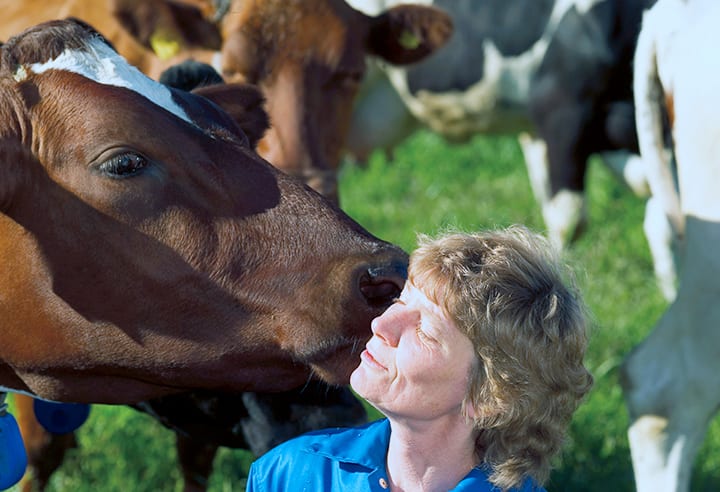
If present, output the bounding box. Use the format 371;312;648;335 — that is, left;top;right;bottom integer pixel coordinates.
367;5;453;65
158;59;224;92
192;83;270;149
110;0;222;60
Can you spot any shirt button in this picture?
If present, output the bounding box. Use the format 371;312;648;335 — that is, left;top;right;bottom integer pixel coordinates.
379;477;389;489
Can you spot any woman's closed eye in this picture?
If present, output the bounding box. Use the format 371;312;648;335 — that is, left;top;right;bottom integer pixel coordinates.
416;325;436;345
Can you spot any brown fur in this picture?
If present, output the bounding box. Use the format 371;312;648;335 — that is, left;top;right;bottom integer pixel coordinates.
0;17;406;410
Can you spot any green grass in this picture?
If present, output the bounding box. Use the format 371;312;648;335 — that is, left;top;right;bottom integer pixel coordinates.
7;131;720;491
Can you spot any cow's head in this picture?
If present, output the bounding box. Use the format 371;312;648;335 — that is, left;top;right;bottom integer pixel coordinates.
0;19;407;404
216;0;453;201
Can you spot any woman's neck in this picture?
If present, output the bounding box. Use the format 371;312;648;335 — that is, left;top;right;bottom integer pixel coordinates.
385;416;478;492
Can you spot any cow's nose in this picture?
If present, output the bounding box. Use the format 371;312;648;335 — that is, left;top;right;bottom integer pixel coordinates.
359;260;407;309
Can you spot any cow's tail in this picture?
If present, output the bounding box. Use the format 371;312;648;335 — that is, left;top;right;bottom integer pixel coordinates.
633;6;684;238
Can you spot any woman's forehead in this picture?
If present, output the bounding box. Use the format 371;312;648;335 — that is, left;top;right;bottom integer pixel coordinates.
402;283;449;322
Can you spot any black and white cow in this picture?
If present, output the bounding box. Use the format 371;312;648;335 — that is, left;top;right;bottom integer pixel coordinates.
347;0;657;251
622;0;720;490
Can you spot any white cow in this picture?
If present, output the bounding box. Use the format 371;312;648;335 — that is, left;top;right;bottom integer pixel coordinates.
621;0;720;491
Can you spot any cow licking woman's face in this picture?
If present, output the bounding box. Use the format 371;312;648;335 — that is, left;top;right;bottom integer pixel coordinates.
0;19;406;403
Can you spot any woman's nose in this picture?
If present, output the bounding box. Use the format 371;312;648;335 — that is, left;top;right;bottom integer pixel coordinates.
371;308;404;347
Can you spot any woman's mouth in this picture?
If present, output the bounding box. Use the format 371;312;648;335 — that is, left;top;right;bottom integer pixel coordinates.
361;349;387;370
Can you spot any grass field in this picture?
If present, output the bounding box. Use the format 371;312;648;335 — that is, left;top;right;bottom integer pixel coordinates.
7;131;720;491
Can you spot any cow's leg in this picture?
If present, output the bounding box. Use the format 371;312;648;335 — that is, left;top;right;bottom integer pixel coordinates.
599;100;651;198
518;132;586;249
176;433;219;492
600;150;650;198
518;132;550;206
518;131;587;250
623;329;714;492
626;413;708;492
604;148;680;303
621;273;720;492
643;196;680;301
527;100;592;249
13;395;76;492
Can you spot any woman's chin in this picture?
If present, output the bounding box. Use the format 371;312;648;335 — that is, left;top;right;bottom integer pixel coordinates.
350;363;370;398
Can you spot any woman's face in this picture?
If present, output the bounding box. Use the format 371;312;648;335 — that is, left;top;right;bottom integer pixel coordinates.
350;282;477;421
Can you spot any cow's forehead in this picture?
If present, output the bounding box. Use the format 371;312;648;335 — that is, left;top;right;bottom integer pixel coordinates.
26;38;192;125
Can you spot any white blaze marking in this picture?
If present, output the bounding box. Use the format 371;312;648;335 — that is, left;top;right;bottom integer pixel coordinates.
348;0;434;16
28;38;192;125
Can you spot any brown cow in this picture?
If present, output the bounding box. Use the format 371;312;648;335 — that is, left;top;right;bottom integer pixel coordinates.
8;64;374;492
0;16;407;408
1;17;407;491
0;0;453;202
9;60;372;492
215;0;453;201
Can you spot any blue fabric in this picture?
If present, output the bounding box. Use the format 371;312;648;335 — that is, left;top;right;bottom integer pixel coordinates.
245;418;546;491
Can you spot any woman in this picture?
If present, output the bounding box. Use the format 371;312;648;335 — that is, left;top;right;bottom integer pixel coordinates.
246;226;593;491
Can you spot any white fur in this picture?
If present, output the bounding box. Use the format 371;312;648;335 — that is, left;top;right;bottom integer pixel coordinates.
623;1;720;491
29;38;192;125
347;0;433;16
518;132;550;205
600;150;651;197
542;189;585;250
643;195;678;301
348;0;599;16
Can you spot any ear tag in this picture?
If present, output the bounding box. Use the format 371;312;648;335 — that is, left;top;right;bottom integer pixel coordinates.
0;405;27;489
398;30;421;50
33;399;91;435
150;31;182;60
13;65;28;82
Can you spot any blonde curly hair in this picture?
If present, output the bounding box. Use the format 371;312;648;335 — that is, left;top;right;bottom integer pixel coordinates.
408;225;593;490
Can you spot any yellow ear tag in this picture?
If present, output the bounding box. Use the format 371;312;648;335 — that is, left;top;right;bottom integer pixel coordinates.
13;65;28;82
398;30;421;50
150;31;182;60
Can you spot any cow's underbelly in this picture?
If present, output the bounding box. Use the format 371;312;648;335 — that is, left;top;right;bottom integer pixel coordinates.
383;36;548;141
402;90;531;141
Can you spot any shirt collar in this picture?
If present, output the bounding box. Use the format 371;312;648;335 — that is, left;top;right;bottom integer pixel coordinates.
301;418;540;491
302;418;391;470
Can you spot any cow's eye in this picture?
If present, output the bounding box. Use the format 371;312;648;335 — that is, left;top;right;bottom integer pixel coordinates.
97;152;148;178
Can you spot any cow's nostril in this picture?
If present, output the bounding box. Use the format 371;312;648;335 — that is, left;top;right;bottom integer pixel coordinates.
359;262;406;308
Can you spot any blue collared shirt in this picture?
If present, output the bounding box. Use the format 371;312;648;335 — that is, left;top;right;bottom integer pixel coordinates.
245;418;546;491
